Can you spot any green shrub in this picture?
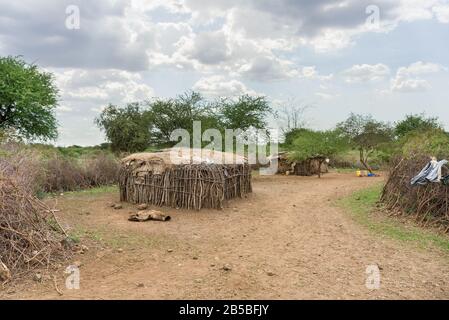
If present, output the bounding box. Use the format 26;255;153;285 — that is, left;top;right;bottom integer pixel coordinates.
400;129;449;159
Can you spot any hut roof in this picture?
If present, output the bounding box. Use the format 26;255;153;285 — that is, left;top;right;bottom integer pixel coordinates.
122;148;247;171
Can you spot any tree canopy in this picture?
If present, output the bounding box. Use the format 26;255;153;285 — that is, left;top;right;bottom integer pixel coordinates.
218;95;272;131
144;91;220;144
394;113;442;139
0;56;59;140
337;113;393;172
400;128;449;158
95;91;273;153
94;103;153;153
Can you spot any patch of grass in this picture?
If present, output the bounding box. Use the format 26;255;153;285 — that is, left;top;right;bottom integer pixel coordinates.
68;234;81;243
338;184;449;252
69;185;118;195
49;185;118;197
41;185;118;199
69;227;103;244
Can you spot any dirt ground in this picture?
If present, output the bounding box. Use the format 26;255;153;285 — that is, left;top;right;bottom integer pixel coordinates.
2;172;449;299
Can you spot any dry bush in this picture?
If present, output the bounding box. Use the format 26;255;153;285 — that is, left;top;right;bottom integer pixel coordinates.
0;142;69;279
83;153;119;187
42;152;119;192
0;140;117;280
0;142;43;193
42;156;87;192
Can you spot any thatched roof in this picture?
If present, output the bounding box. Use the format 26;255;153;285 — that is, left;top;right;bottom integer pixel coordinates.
122;148;247;174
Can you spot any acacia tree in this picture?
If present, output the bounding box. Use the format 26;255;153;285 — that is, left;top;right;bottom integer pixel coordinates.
95;103;153;153
0;56;59;140
145;92;273;146
96;91;274;151
337;113;393;173
145;91;219;144
218;95;273;131
288;129;346;178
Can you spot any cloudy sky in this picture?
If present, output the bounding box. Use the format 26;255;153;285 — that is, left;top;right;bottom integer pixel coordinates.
1;0;449;146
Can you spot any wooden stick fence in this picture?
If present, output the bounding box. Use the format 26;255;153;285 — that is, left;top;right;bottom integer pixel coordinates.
381;155;449;232
119;163;252;210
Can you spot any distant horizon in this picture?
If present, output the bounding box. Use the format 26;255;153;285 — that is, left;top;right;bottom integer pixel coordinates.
2;1;449;146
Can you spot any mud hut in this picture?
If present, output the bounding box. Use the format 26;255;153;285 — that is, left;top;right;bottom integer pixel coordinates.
270;152;328;176
119;148;252;210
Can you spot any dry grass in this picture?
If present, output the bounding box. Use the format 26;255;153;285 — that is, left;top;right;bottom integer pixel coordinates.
42;153;119;192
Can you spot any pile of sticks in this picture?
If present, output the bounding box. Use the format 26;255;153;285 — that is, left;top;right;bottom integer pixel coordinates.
119;163;252;210
381;155;449;232
0;175;69;280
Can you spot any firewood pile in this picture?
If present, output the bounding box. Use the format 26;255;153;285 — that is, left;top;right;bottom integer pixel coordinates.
0;145;70;281
119;148;252;210
381;155;449;232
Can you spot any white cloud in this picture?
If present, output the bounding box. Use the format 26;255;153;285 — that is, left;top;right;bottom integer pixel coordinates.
391;78;431;92
309;29;355;53
397;61;444;76
394;0;436;22
193;75;258;97
300;66;334;81
391;61;445;92
342;64;390;83
52;68;155;111
236;56;299;81
433;4;449;23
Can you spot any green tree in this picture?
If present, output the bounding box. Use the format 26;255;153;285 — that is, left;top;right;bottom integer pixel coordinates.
395;113;442;139
144;92;273;146
95;103;152;153
96;91;274;151
218;95;273;130
145;91;220;145
288;129;347;178
337;113;393;173
283;128;308;147
401;128;449;159
0;56;58;140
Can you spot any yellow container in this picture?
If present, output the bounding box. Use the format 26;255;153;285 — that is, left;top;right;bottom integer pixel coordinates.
356;170;362;177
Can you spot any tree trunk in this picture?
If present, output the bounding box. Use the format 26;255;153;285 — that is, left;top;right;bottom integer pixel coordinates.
317;160;323;178
359;149;373;173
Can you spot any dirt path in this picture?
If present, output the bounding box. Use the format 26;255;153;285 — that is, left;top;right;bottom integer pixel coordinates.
2;173;449;299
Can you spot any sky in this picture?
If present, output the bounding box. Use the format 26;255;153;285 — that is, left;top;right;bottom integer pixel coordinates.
1;0;449;146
